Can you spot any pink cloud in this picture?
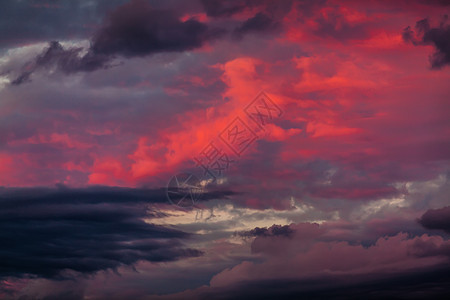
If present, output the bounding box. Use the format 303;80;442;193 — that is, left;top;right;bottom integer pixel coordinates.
210;227;449;288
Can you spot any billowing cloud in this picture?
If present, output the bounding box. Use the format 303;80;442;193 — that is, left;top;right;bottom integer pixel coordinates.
233;12;280;39
403;17;450;68
0;0;449;299
10;0;224;84
160;222;450;299
235;224;294;238
419;206;450;233
91;0;224;57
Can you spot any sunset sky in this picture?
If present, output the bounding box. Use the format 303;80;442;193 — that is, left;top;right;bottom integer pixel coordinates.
0;0;449;299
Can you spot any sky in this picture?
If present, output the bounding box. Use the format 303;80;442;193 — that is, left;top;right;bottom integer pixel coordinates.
0;0;449;299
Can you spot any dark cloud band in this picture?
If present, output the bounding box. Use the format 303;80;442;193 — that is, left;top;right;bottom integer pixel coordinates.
419;206;450;233
0;186;208;279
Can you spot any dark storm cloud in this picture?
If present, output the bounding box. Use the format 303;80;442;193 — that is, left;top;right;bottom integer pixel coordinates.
10;0;225;84
200;0;247;17
200;0;294;18
419;206;450;233
90;0;224;57
233;13;280;39
402;17;450;69
35;41;109;72
11;41;111;85
9;71;33;85
0;0;129;49
0;186;234;279
236;224;294;238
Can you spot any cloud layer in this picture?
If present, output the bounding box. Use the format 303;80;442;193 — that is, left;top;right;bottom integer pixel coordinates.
0;186;203;279
0;0;449;299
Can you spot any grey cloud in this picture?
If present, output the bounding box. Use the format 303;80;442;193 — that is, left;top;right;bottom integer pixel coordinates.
402;17;450;69
0;0;129;49
10;0;225;85
11;41;111;85
200;0;247;18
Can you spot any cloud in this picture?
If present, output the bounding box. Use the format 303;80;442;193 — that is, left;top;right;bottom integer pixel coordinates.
419;206;450;233
11;41;111;85
200;0;247;18
0;186;210;279
10;0;224;84
419;0;450;6
156;222;450;299
1;1;450;299
90;0;224;57
235;224;294;238
200;0;293;19
163;267;450;300
223;227;450;283
0;0;128;48
402;17;450;69
233;13;280;39
5;278;86;300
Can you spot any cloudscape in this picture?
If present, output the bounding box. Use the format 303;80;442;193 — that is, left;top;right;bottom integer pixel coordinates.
0;0;449;299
